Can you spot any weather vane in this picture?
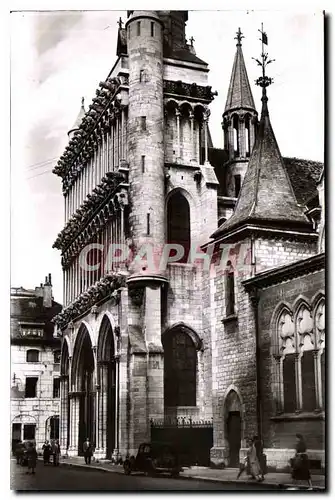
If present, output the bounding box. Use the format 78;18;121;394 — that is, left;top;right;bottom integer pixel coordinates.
189;36;195;46
252;23;275;105
234;27;244;46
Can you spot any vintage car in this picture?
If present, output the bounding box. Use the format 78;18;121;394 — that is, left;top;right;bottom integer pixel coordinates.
123;442;181;477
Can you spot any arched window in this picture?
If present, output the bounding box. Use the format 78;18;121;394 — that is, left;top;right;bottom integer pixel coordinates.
167;192;191;264
245;115;251;157
163;329;197;407
274;298;325;414
26;349;39;363
225;261;235;316
297;305;316;412
233;115;239;158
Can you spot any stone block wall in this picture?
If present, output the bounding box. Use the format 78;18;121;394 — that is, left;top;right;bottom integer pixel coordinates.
257;268;325;469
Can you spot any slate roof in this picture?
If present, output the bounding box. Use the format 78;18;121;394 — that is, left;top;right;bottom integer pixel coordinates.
164;46;208;66
224;43;255;113
11;289;62;342
283;157;323;206
212;98;314;239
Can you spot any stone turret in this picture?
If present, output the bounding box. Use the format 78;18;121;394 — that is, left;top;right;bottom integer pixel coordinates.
68;97;86;140
222;29;258;198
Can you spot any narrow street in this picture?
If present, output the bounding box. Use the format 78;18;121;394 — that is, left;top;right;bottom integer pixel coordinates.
10;461;273;491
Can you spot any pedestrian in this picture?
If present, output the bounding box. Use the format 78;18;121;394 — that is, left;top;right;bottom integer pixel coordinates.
42;440;51;465
52;439;60;466
247;437;263;481
83;437;93;465
290;433;313;488
15;440;24;465
236;438;252;480
253;435;265;481
26;441;37;475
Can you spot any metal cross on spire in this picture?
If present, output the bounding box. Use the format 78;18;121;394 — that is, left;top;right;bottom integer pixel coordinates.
235;27;244;46
117;17;123;29
189;36;195;46
252;23;275;111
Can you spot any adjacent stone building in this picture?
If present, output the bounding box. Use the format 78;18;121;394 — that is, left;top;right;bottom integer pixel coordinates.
11;275;62;452
52;11;325;469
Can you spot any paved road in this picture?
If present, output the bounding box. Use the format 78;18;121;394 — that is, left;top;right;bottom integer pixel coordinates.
10;461;273;491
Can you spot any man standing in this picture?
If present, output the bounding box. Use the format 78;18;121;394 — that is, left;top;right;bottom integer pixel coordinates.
52;439;60;466
83;437;93;465
253;436;265;481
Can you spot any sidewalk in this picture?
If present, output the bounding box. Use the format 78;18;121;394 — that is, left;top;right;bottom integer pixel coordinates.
47;456;325;490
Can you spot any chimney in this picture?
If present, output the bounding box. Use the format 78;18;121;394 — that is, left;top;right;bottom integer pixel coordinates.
43;273;53;308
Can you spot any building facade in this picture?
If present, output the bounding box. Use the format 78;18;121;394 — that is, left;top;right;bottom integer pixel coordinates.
11;275;62;452
53;11;325;469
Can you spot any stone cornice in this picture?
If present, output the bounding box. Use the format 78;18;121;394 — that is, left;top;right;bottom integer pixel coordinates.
52;272;126;331
243;253;325;291
53;171;128;256
53;75;129;192
163;79;216;104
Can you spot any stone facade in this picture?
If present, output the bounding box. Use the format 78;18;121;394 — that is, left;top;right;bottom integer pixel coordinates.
11;277;62;452
53;11;325;470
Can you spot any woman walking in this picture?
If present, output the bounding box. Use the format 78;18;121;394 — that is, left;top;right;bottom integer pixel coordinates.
26;441;37;475
291;434;313;488
42;440;51;465
248;437;263;481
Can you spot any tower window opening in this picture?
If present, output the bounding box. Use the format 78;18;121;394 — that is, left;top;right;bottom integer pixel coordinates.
141;116;146;131
137;21;141;36
245;115;251;157
141;155;145;173
140;70;145;83
234;175;241;198
151;22;155;37
233;115;239;158
147;213;150;236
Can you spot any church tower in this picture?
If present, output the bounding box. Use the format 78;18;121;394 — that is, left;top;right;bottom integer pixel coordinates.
222;29;258;199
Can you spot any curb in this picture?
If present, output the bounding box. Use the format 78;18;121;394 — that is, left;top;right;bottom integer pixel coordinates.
44;460;325;491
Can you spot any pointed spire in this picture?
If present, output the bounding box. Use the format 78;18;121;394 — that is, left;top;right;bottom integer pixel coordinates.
68;97;86;138
212;26;312;240
224;28;256;113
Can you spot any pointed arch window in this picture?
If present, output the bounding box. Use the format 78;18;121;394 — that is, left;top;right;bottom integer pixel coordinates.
245;114;251;157
163;328;197;407
225;261;235;316
273;298;325;414
233;115;239;158
167;192;190;264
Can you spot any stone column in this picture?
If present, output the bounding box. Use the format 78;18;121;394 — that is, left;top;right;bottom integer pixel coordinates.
112;355;121;463
145;285;164;421
250;116;257;152
313;350;322;410
68;395;80;456
238;115;246;158
121;107;125;161
189;110;196;162
175;108;181;162
295;353;302;411
60;375;69;455
228;119;234;159
203;108;210;164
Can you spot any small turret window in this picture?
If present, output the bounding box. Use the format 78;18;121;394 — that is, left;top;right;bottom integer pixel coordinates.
141;116;146;131
140;69;145;83
141;155;145;173
151;22;155;37
147;213;150;236
225;261;235;316
245;115;251;157
233;115;239;158
137;21;141;36
234;175;241;198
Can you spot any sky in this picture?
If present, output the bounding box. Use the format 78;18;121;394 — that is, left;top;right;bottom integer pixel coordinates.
10;9;324;303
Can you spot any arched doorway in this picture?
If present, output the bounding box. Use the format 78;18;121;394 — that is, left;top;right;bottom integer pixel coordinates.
72;325;95;455
167;191;191;264
97;316;117;459
224;390;242;467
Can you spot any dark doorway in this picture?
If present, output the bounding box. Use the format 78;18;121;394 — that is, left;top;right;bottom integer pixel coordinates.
77;333;95;455
12;423;21;453
227;411;241;467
